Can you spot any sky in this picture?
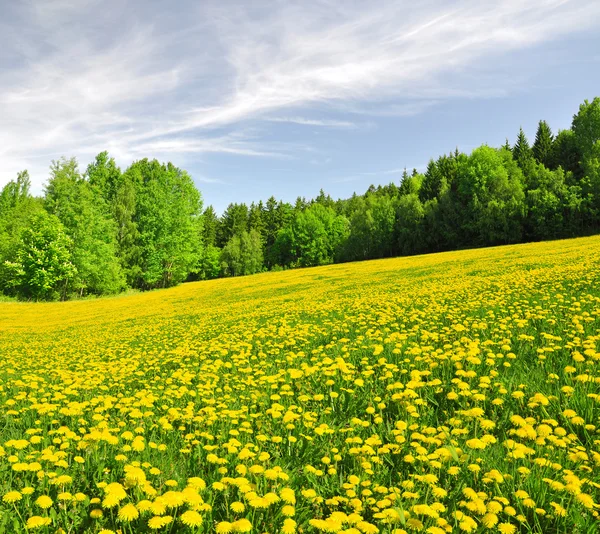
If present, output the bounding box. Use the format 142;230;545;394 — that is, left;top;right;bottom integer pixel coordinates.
1;0;599;214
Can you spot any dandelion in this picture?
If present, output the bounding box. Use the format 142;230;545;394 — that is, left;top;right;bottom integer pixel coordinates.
230;501;245;513
281;518;297;534
35;495;53;509
118;503;140;522
498;524;517;534
180;510;203;527
232;518;253;532
26;516;52;529
2;491;22;503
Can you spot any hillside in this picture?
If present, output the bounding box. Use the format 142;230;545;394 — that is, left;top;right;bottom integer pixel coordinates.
1;236;600;533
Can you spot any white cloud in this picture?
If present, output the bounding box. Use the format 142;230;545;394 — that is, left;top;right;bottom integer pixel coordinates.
266;117;358;129
1;0;599;192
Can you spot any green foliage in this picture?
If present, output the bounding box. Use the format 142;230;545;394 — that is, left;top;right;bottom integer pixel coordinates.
0;172;44;292
124;159;203;289
45;158;125;296
456;146;525;245
220;230;263;276
396;194;425;254
202;206;220;248
274;204;349;267
513;127;532;169
532;120;554;167
572;97;600;164
550;129;582;178
197;244;222;280
3;211;77;300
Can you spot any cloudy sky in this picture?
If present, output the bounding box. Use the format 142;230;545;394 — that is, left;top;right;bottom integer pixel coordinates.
1;0;599;212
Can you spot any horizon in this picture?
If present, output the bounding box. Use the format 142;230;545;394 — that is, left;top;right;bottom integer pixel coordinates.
1;0;600;213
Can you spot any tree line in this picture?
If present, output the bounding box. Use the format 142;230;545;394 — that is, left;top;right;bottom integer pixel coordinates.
1;97;599;300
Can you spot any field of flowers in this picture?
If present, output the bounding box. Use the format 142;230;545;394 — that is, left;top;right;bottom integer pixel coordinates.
1;236;600;534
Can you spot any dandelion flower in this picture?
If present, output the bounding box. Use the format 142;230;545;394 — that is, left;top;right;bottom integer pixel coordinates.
35;495;53;509
2;491;22;504
498;524;517;534
26;516;52;529
180;510;203;527
232;518;253;532
281;518;297;534
118;503;140;522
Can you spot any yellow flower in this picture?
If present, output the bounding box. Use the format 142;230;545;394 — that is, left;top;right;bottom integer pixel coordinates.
281;518;297;534
481;513;498;528
2;491;22;504
90;509;103;518
26;516;52;529
118;503;140;522
162;491;185;508
216;521;233;534
102;494;122;508
280;487;296;504
498;524;517;534
230;501;245;513
232;518;253;532
180;510;203;527
148;515;172;529
282;505;296;517
35;495;53;509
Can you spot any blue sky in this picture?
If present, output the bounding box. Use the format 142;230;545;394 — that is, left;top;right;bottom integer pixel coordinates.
1;0;599;213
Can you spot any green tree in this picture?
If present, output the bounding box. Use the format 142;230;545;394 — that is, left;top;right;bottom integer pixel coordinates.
218;203;249;247
124;159;203;288
572;98;600;220
457;146;525;245
202;206;220;248
220;230;263;276
513;127;533;169
86;151;122;202
420;160;444;203
396;194;425;254
45;157;125;296
197;245;222;280
532;120;554;167
4;211;77;300
549;129;582;180
572;97;600;164
263;197;293;268
0;172;44;292
274;204;349;267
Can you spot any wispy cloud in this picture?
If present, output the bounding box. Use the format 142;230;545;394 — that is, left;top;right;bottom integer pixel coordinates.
1;0;599;191
266;117;358;129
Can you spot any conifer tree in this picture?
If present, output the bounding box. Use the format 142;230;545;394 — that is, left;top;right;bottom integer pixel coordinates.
532;120;554;167
513;127;532;166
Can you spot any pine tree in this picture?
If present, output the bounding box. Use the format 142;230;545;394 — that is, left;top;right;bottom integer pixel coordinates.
513;127;532;168
532;120;554;167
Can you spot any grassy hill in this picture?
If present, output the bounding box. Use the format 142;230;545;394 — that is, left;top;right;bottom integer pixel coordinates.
1;236;600;533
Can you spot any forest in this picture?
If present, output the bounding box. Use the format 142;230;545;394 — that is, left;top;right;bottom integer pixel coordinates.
1;97;599;301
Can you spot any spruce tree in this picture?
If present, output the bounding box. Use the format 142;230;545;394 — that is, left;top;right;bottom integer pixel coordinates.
532;120;554;167
513;127;532;167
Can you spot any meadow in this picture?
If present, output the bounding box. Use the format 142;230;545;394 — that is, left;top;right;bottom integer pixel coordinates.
1;236;600;534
